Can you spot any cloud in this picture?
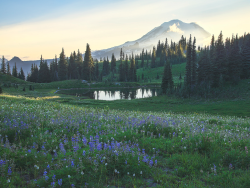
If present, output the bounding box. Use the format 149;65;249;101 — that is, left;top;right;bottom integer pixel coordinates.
168;23;184;34
22;56;30;59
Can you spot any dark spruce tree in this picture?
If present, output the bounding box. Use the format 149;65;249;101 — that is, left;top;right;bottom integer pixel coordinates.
129;53;137;82
1;56;6;74
83;44;95;81
95;61;99;80
58;48;68;81
191;37;197;86
7;62;11;75
76;50;83;79
185;35;192;90
12;63;18;78
111;53;116;73
141;49;144;68
151;47;156;68
124;54;129;81
228;35;241;84
212;31;226;87
240;36;250;79
18;67;25;80
161;59;173;94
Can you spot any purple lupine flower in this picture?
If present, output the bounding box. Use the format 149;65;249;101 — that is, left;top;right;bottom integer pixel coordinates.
8;166;12;175
71;160;74;167
97;143;102;151
58;179;62;186
28;149;31;153
149;160;153;166
125;160;127;165
43;170;47;176
142;149;145;154
73;146;79;152
83;150;86;156
52;174;56;182
0;160;5;166
155;160;157;165
89;141;95;151
47;165;50;170
51;182;55;187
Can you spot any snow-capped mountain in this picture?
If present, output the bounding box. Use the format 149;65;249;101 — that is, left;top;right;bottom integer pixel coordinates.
92;19;211;59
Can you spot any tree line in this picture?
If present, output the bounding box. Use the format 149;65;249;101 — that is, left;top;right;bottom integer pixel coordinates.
161;31;250;98
1;31;249;97
1;57;25;80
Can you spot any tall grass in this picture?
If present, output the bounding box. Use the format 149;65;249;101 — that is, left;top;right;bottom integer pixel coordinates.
1;95;250;187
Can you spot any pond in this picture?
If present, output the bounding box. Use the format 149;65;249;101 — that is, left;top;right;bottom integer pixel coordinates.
57;88;161;100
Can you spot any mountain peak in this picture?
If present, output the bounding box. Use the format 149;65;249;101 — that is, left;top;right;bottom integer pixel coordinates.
9;56;22;63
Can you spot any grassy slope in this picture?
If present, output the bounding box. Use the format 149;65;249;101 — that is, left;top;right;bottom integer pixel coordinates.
0;72;27;84
136;62;186;83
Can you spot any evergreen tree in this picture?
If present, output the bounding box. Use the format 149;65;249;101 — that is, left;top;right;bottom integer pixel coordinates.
119;61;124;82
124;54;129;81
12;63;18;78
161;59;173;94
83;44;95;81
151;47;156;68
240;37;250;79
129;53;137;82
197;47;211;85
58;48;68;81
38;56;51;83
159;50;165;67
228;35;241;84
156;40;161;57
146;50;149;68
7;62;10;75
95;61;99;80
1;56;6;74
76;50;83;79
212;31;226;87
185;35;192;90
191;37;197;86
18;67;25;80
111;53;116;73
68;53;77;79
141;49;144;68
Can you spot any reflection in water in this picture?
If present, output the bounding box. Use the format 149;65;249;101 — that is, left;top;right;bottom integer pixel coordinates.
75;88;160;101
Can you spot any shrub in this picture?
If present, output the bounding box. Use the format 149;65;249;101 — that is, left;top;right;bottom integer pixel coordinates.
0;86;2;94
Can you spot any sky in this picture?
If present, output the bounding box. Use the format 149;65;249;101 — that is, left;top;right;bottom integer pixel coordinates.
0;0;250;61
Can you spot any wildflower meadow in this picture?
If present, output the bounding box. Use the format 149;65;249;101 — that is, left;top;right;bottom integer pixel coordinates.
0;95;250;187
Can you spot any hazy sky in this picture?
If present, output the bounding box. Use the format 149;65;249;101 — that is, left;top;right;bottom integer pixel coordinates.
1;0;250;61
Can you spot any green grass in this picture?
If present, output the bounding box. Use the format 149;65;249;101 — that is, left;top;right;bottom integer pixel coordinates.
0;72;27;84
136;62;186;83
0;94;250;187
2;77;250;118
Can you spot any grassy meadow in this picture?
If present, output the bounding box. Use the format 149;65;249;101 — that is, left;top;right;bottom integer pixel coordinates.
1;94;250;188
1;62;250;187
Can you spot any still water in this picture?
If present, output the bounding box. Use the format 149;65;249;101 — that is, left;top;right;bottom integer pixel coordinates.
58;88;161;101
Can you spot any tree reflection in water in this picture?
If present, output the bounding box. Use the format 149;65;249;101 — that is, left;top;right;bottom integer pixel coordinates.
71;88;160;100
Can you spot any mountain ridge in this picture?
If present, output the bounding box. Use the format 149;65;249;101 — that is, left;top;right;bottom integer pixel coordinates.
6;19;211;75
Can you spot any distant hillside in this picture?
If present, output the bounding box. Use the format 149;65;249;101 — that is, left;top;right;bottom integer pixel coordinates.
7;56;55;77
